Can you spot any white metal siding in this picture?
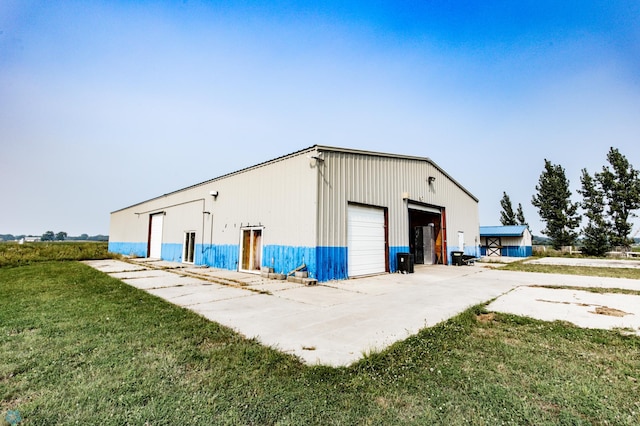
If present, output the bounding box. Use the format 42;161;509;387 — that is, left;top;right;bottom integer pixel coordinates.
208;154;317;247
348;205;385;277
109;149;318;250
109;146;480;270
316;150;479;252
149;214;163;258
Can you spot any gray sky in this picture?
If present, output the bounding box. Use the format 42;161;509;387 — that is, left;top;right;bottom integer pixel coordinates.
1;1;639;236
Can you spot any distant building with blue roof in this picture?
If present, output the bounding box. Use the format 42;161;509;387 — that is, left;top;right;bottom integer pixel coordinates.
480;225;532;257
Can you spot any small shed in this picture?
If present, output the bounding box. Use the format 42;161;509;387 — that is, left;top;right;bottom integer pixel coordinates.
480;225;532;257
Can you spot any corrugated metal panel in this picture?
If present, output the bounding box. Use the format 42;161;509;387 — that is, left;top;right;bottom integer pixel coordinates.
110;150;317;249
314;145;477;201
316;150;479;252
111;146;320;214
204;153;317;248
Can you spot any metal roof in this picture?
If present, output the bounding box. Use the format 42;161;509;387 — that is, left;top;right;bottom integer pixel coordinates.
112;145;478;213
480;225;529;237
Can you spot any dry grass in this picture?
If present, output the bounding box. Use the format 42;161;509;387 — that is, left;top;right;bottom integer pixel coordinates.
0;241;116;267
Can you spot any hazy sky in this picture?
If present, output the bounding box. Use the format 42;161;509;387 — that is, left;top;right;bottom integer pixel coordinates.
1;1;639;237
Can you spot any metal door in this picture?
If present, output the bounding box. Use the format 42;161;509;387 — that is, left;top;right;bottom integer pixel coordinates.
149;213;163;259
347;204;386;277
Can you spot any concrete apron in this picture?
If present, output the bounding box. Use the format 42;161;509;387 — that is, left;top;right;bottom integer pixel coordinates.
83;259;640;366
525;256;640;269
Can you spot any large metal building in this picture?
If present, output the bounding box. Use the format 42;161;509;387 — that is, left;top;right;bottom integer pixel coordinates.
108;146;480;281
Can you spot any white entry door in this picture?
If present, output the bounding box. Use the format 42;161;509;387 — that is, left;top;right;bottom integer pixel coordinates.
183;231;195;263
347;204;386;277
149;214;164;259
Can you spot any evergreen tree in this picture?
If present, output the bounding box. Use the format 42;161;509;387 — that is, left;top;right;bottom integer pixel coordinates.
499;192;517;225
596;147;640;249
516;203;528;227
531;159;581;249
578;168;610;256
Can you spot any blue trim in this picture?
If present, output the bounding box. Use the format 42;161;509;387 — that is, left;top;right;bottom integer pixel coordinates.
109;242;424;281
448;245;481;264
263;245;317;278
108;242;147;258
480;246;532;257
197;244;346;281
389;246;410;272
162;243;183;262
197;244;239;270
502;246;532;257
315;246;348;282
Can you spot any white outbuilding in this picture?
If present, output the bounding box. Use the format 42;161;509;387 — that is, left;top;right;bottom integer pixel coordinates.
480;225;532;258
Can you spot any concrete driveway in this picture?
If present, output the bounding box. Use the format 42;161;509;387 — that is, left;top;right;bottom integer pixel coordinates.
84;258;640;366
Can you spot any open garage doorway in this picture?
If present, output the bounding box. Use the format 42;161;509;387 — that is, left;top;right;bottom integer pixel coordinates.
408;203;446;265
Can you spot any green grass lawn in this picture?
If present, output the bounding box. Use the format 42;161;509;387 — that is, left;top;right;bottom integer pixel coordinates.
500;259;640;280
1;252;639;424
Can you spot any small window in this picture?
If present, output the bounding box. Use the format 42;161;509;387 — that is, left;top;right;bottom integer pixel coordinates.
183;231;196;263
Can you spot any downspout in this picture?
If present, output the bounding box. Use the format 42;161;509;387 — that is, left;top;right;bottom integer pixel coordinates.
441;208;448;265
201;198;208;264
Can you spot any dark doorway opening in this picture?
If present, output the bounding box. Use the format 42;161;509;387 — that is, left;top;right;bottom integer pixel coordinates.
408;207;445;265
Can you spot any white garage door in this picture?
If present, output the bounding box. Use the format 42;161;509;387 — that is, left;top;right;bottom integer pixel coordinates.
348;204;386;277
149;214;164;259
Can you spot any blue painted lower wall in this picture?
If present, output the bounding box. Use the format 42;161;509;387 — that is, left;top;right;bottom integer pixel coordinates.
502;246;532;257
108;242;147;258
107;242;184;261
162;243;183;262
448;246;481;264
197;244;239;270
389;246;410;272
108;242;459;281
315;246;348;282
264;245;317;278
480;246;532;257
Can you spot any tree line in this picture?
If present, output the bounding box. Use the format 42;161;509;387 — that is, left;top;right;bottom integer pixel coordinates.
41;231;109;241
500;147;640;255
0;233;108;242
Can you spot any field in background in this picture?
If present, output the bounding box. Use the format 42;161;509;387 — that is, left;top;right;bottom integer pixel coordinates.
1;245;639;424
0;241;116;268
